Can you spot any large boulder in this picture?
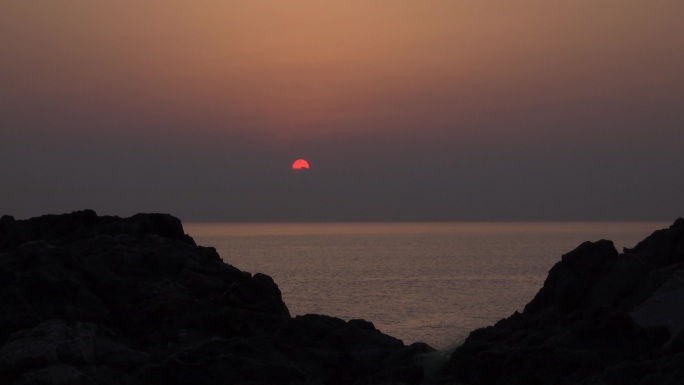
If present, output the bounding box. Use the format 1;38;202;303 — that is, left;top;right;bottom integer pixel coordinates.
0;210;431;384
441;218;684;385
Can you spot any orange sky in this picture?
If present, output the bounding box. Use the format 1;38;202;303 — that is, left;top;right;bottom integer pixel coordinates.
4;1;683;141
2;1;683;220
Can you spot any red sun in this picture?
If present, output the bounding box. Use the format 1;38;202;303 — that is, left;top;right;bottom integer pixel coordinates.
292;159;310;170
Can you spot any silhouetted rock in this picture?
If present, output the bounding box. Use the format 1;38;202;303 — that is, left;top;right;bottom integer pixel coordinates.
440;218;684;385
0;210;431;384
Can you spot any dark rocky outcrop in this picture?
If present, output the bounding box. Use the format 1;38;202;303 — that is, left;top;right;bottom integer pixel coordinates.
441;218;684;385
0;210;432;385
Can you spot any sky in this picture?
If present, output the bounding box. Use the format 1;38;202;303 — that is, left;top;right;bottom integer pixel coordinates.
1;1;683;221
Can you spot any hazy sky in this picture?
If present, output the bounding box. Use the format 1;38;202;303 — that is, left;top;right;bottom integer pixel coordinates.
2;1;683;221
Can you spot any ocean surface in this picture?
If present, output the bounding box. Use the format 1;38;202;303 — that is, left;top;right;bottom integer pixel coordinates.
185;222;668;350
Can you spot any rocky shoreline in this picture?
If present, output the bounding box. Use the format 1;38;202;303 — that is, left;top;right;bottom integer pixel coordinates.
0;211;432;384
442;218;684;384
1;211;683;384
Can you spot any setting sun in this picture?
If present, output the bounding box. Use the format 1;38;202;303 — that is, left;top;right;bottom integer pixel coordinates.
292;159;310;170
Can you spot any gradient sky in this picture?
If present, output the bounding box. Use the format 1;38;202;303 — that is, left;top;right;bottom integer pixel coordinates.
2;1;683;221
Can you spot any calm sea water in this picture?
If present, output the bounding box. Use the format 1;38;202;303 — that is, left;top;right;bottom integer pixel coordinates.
185;222;667;350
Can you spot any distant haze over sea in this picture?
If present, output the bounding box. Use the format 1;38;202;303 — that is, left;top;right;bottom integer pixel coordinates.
1;2;683;222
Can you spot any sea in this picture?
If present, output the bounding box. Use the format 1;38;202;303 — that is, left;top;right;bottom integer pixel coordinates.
184;221;668;350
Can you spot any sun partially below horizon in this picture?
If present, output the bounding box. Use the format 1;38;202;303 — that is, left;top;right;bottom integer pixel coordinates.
292;159;310;170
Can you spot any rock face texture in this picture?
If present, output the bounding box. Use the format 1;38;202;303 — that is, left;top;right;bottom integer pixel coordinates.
442;218;684;385
0;210;432;385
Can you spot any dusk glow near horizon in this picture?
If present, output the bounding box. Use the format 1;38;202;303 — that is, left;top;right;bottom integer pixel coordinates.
1;1;683;221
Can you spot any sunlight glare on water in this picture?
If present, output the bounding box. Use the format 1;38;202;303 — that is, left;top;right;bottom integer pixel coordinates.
185;222;668;349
